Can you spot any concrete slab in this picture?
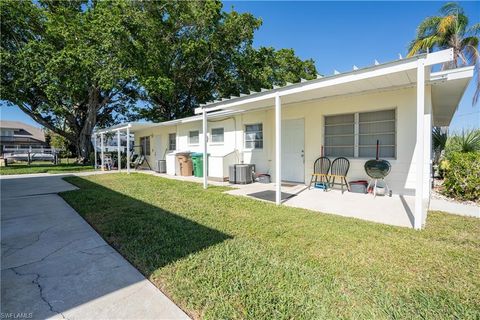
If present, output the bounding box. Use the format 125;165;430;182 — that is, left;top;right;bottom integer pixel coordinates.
226;182;415;228
429;198;479;218
1;175;190;320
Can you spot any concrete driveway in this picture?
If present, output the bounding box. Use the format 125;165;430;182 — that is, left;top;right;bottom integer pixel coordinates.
1;174;190;320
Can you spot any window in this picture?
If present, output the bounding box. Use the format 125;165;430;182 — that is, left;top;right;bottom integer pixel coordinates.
168;133;176;151
189;130;199;145
139;136;150;156
245;123;263;149
211;128;224;143
324;113;355;157
324;109;396;158
358;110;396;158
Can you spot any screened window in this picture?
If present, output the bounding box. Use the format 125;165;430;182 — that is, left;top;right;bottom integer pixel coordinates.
324;114;355;157
245;124;263;149
358;110;396;158
139;136;150;156
168;133;176;151
324;109;396;158
189;130;199;145
211;127;224;143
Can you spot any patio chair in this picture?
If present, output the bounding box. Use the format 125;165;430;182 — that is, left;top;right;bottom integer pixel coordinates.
309;157;331;189
327;157;350;193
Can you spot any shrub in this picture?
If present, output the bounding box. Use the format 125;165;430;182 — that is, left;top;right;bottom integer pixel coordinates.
445;129;480;155
438;158;450;178
442;152;480;202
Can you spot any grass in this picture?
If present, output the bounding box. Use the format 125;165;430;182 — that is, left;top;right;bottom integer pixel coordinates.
60;173;480;319
0;161;93;175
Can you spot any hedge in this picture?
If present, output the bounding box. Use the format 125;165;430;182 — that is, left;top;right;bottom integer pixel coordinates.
442;152;480;202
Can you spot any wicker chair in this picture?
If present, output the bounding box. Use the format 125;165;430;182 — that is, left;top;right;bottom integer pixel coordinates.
309;157;331;189
327;157;350;193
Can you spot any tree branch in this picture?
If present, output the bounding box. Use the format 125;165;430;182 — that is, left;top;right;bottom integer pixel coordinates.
17;103;75;140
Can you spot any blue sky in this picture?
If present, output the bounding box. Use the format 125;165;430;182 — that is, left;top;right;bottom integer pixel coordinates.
1;1;479;132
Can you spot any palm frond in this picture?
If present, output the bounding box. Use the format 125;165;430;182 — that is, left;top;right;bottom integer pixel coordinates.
450;130;480;152
473;78;480;105
440;2;464;16
416;16;441;37
456;13;469;36
407;35;442;57
461;39;480;65
433;127;448;152
467;23;480;35
461;36;479;47
438;15;456;34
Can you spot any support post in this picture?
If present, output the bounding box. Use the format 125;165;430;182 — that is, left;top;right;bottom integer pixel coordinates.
275;93;282;205
126;126;130;174
93;134;97;170
100;133;105;171
117;130;121;172
202;110;208;189
414;58;425;230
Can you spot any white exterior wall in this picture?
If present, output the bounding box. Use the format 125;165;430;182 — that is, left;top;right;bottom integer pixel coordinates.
131;86;432;194
274;87;421;196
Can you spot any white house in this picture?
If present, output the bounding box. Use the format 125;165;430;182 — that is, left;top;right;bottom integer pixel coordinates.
94;49;474;229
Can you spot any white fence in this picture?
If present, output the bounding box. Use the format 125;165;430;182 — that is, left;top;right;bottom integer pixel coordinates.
2;146;59;162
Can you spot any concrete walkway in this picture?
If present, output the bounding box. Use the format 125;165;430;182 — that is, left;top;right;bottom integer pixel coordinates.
1;175;190;320
429;198;479;218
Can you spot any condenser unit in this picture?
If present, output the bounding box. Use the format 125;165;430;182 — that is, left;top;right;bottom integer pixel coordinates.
229;164;255;184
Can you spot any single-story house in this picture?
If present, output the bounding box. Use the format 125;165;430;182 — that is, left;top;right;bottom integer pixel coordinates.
95;49;474;229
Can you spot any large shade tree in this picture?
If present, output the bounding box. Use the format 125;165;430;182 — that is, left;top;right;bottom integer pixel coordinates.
133;1;318;122
2;0;318;155
1;0;139;161
407;2;479;104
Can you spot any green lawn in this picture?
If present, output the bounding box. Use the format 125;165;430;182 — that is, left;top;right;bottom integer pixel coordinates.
0;162;94;175
60;173;480;320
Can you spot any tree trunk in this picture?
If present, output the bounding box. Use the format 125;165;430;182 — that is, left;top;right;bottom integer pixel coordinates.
76;90;100;163
76;131;93;164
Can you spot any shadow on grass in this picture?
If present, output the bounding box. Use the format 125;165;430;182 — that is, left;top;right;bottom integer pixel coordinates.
60;176;232;276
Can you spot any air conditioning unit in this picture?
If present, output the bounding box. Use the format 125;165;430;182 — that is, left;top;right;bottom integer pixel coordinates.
229;164;255;184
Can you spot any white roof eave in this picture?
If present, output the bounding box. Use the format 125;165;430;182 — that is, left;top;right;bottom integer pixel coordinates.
194;49;454;114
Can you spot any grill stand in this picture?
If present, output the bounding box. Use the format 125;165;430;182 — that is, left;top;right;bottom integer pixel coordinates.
367;178;392;197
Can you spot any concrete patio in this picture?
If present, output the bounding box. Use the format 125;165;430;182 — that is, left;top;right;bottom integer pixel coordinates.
135;170;479;228
225;182;416;228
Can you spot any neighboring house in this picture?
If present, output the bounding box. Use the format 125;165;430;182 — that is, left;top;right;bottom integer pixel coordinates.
0;121;47;155
95;49;473;229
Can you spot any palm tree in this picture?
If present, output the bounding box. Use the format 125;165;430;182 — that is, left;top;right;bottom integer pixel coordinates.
407;2;480;104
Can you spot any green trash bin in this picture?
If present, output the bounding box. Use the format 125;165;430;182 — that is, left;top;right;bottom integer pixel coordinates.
191;152;204;177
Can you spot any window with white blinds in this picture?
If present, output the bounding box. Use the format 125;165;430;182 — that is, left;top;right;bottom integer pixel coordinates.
324;109;396;158
245;124;263;149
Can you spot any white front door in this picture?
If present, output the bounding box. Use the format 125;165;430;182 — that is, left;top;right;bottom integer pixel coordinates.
281;118;305;182
153;135;163;170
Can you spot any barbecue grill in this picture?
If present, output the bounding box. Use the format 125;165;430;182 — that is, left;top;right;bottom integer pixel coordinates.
364;140;392;197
